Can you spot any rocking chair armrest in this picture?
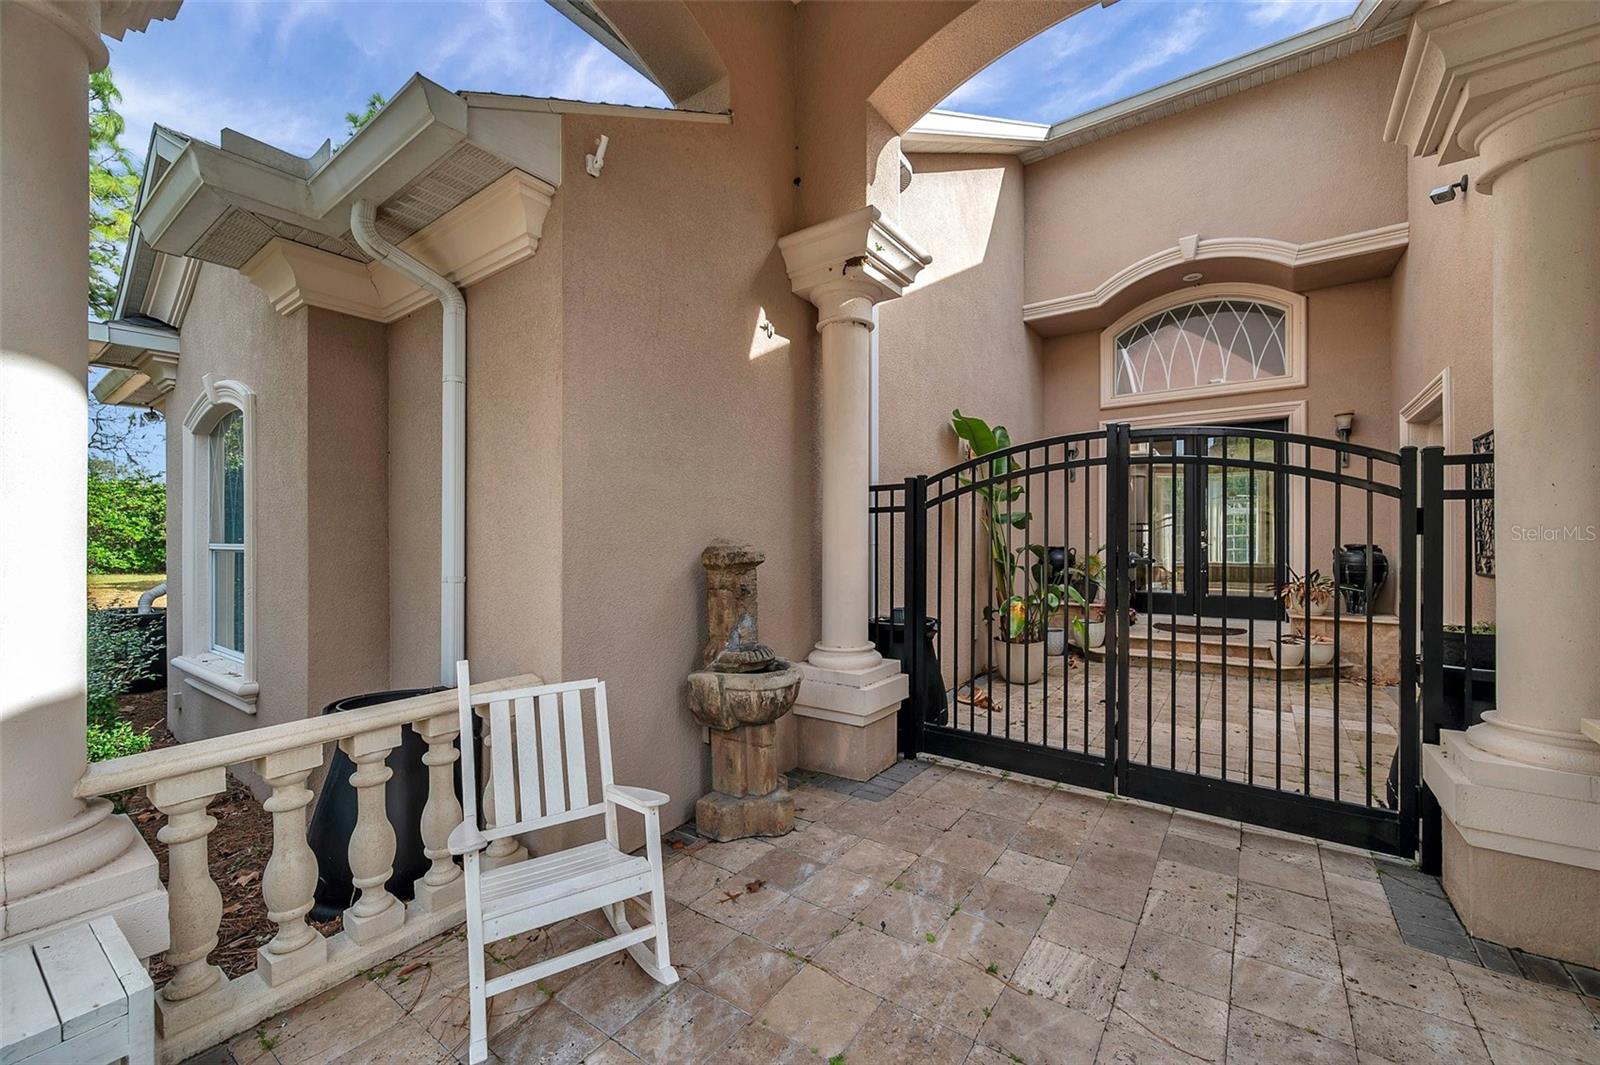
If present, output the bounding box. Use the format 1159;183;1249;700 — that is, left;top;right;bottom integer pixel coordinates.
605;784;670;815
447;820;489;856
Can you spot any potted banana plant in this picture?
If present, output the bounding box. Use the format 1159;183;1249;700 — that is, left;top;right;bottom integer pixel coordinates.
951;411;1061;684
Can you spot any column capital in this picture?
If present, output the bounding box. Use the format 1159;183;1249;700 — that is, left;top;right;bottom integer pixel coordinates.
1385;0;1600;191
15;0;180;70
778;205;932;309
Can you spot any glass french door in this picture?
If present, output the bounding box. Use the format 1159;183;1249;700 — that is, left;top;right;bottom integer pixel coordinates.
1130;421;1287;620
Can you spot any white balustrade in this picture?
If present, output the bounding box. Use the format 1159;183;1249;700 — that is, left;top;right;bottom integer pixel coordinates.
73;674;542;1064
476;704;529;869
254;745;326;984
413;713;465;911
339;727;404;942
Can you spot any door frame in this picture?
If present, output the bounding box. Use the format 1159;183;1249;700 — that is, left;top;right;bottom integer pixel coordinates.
1399;369;1457;626
1102;400;1309;615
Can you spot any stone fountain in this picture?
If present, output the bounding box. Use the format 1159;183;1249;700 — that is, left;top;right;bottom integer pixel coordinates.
687;542;801;841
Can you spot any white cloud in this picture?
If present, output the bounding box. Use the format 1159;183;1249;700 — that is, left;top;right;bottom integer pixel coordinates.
1042;3;1212;117
1240;0;1352;29
117;66;333;156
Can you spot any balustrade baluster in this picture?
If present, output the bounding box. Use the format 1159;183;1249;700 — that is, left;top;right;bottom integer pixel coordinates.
339;727;406;942
253;745;327;983
148;767;227;1015
476;704;528;868
413;714;465;910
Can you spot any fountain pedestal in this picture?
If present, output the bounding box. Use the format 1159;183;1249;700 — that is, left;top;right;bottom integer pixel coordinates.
687;544;800;841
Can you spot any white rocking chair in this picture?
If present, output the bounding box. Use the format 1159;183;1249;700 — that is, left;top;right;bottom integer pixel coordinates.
447;662;678;1064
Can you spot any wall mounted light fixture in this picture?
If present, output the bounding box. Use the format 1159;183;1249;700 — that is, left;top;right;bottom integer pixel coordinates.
1334;410;1355;466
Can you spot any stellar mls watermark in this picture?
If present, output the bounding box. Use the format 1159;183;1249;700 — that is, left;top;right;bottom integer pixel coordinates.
1506;524;1598;542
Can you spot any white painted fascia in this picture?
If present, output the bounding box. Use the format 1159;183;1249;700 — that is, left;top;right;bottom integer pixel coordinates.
240;169;556;323
137;75;481;258
901;109;1050;153
459;91;731;124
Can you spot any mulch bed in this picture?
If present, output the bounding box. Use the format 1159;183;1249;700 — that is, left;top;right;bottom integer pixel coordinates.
117;689;342;983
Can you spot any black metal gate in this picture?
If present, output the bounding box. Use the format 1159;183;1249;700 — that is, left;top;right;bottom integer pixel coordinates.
874;423;1421;856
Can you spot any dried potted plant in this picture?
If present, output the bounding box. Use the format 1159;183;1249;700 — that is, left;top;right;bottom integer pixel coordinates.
1279;569;1335;618
1271;634;1306;667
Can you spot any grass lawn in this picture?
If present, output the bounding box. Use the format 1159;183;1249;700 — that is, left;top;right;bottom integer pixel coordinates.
89;573;166;609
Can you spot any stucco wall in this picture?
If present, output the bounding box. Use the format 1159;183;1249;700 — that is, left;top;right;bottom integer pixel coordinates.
879;154;1043;480
305;309;391;711
166;265;311;745
552;2;816;841
385;303;442;690
1023;40;1409;305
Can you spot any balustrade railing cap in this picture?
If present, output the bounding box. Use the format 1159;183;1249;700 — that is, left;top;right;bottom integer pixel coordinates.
75;673;543;799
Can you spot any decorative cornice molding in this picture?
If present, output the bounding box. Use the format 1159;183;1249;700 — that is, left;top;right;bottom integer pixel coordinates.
778;206;932;308
1386;0;1600;186
1023;224;1409;327
240;169;555;323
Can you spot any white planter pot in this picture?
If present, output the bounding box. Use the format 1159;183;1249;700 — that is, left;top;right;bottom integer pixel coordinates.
1046;627;1066;656
1071;619;1107;651
991;638;1047;684
1272;639;1306;668
1308;641;1335;668
1286;594;1329;618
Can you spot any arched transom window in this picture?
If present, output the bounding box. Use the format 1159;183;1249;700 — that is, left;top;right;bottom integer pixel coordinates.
1100;285;1306;408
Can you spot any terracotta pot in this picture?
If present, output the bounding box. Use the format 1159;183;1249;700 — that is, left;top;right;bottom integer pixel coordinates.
991;637;1047;684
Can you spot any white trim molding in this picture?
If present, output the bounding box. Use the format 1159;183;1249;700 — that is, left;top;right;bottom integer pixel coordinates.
1398;367;1460;625
177;375;258;713
241;170;555;324
1025;225;1407;335
1097;283;1308;410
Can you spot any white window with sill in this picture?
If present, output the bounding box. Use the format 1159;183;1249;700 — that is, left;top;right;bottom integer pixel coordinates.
174;376;258;711
1100;284;1306;408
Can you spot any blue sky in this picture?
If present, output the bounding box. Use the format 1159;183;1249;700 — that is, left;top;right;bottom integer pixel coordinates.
938;0;1358;124
107;0;668;160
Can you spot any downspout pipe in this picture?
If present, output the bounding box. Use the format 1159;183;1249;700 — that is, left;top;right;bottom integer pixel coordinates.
350;199;467;687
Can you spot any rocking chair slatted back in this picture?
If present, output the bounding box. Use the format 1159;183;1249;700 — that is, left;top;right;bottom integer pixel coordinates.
457;675;615;838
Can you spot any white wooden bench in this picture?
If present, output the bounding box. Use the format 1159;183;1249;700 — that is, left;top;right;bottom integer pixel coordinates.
1;917;153;1065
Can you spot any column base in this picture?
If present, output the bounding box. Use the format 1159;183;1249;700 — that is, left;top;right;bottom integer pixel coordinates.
792;661;906;781
695;787;795;841
0;812;167;960
1424;730;1600;967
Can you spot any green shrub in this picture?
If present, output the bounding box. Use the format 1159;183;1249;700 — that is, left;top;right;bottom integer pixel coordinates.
86;718;152;761
88;469;166;574
86;605;158;761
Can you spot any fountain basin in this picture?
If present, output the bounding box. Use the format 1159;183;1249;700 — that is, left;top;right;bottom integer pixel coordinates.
687;664;801;731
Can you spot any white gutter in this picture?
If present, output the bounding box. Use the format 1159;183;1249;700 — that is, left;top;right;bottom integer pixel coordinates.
350;199;467;686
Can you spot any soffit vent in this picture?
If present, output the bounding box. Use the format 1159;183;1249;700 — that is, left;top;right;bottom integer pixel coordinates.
191;206;280;269
372;142;512;244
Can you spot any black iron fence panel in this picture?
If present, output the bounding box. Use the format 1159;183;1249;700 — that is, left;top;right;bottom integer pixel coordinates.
876;424;1422;857
1418;445;1494;873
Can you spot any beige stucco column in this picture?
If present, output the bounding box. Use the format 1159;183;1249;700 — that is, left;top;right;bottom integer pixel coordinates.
779;207;930;779
0;0;168;955
1388;0;1600;965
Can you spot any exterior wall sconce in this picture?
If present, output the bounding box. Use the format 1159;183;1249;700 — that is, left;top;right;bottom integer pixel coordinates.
1334;410;1355;466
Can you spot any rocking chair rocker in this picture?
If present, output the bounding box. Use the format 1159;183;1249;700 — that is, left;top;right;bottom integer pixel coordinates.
447;662;678;1064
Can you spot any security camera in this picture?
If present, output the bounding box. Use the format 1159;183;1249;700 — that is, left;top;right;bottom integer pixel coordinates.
1429;174;1469;205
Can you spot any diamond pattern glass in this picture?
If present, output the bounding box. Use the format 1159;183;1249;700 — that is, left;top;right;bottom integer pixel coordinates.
1113;299;1287;398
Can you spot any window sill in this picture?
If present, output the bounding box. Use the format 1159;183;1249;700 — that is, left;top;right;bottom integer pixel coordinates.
172;653;258;714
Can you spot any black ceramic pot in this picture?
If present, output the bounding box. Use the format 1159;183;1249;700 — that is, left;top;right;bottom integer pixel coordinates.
1334;544;1389;614
1065;546;1100;604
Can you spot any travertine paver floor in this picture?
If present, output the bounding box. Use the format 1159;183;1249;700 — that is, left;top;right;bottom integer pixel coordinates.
219;762;1600;1065
951;653;1401;807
